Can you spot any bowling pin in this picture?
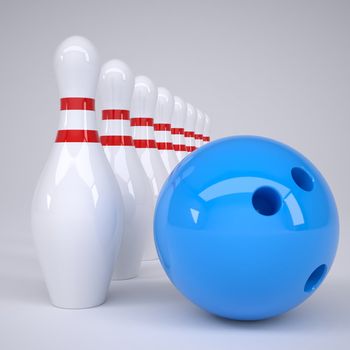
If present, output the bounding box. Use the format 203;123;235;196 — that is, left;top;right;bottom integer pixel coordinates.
154;87;178;172
131;76;168;260
203;113;211;144
171;96;188;161
184;103;197;152
31;36;123;308
194;109;205;148
99;60;153;279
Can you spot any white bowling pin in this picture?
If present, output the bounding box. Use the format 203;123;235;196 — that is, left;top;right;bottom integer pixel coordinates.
184;103;197;153
154;87;178;172
203;113;211;144
194;109;205;148
99;60;153;279
171;96;188;161
31;36;123;309
131;76;168;261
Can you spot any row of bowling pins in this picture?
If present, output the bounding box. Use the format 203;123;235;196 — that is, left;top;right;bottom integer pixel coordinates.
100;64;211;262
101;70;211;172
31;36;211;309
153;88;210;166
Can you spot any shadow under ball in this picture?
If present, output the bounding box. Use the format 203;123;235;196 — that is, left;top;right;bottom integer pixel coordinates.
154;136;339;320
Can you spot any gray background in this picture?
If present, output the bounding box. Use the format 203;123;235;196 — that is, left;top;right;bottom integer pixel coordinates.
0;0;349;349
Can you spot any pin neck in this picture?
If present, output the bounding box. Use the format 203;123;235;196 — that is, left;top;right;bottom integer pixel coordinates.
184;130;197;152
194;133;203;148
56;97;98;143
131;116;157;149
153;123;174;150
171;128;186;152
100;109;134;146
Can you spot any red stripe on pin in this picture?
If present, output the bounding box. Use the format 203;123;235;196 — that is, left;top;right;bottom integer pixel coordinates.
173;144;187;151
184;131;195;137
133;139;157;148
60;98;95;111
156;142;174;150
102;110;130;120
154;123;171;131
186;146;197;152
131;117;154;126
100;135;133;146
194;134;203;140
171;128;184;135
203;136;210;142
55;130;99;143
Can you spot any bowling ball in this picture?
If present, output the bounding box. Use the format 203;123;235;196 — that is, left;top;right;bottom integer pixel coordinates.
154;136;339;320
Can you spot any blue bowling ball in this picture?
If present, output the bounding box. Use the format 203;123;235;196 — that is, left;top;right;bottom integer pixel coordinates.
154;136;339;320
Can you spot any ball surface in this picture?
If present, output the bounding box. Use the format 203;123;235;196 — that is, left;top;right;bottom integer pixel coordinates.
154;136;339;320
